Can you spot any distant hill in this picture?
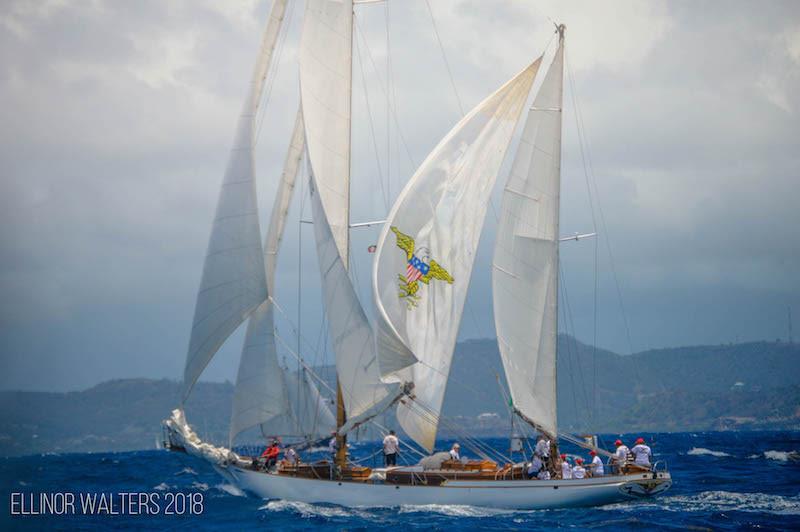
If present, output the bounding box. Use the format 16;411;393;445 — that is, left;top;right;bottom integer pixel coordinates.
0;338;798;456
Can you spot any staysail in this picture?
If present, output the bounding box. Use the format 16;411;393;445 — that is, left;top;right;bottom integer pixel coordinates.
182;0;289;402
299;0;352;267
372;58;543;451
492;39;564;438
300;0;393;422
229;109;324;445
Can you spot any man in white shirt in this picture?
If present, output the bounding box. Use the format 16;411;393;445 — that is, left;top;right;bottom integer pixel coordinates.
631;437;652;468
613;439;629;474
284;446;299;466
449;443;461;461
572;458;586;479
560;454;572;479
527;455;543;479
589;450;604;476
534;435;550;461
382;430;400;467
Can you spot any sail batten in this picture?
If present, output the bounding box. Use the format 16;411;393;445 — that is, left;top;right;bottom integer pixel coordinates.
492;41;565;438
373;58;543;451
181;0;290;403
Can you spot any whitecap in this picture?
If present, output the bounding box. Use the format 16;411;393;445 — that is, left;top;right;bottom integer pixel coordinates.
260;500;354;518
687;447;731;457
154;482;171;491
191;481;210;491
764;450;791;462
177;467;198;475
398;504;521;518
215;483;245;497
665;491;800;515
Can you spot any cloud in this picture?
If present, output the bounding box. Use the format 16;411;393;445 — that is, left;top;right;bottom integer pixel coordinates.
0;0;799;391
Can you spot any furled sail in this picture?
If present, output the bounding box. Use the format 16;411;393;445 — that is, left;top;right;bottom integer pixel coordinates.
299;0;352;267
492;40;564;438
182;0;289;402
229;109;314;445
372;58;542;451
309;178;392;420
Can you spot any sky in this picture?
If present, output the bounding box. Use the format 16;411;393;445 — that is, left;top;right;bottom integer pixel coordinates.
1;0;799;392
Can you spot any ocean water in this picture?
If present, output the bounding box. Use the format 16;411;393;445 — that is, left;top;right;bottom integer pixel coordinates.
1;431;799;530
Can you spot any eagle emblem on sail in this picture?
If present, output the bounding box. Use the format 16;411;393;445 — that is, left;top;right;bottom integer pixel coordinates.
390;226;454;308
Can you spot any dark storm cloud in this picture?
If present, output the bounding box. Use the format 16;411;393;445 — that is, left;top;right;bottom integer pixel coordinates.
0;0;798;391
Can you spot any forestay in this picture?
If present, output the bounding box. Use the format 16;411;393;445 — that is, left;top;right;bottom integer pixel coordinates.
299;0;352;267
182;0;289;402
372;58;543;451
492;41;564;438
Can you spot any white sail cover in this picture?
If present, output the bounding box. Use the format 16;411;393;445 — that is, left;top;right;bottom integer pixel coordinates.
310;178;392;420
372;58;542;451
229;110;313;444
492;43;564;438
299;0;352;267
182;0;289;401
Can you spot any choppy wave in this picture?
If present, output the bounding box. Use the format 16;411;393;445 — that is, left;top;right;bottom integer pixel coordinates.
260;500;374;520
666;491;800;515
216;483;246;497
398;504;525;518
687;447;731;457
177;467;198;475
764;450;792;462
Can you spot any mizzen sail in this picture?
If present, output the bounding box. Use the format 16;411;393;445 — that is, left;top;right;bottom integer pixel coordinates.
182;0;289;402
372;58;542;451
492;41;564;438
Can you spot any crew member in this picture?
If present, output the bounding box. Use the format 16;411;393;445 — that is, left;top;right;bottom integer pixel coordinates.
284;446;299;466
534;435;550;461
560;454;572;479
328;431;338;459
383;430;400;467
589;450;604;476
612;439;629;474
572;458;586;479
527;455;543;479
261;439;281;469
449;443;461;461
631;437;652;468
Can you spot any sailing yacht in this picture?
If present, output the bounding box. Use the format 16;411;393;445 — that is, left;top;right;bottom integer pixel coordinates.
162;0;672;509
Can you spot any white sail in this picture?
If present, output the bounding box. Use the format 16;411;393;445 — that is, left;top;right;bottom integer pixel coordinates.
229;109;310;445
372;58;542;451
309;178;392;420
287;370;337;438
182;0;289;401
493;43;564;438
299;0;352;267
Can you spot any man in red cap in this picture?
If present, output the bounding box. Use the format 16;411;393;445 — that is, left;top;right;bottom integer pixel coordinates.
631;437;652;468
612;439;629;474
588;450;604;477
572;457;586;479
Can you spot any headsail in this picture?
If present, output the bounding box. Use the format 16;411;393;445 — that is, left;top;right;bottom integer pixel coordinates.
372;58;543;451
299;0;352;267
309;180;392;420
492;38;564;438
230;109;321;445
182;0;289;402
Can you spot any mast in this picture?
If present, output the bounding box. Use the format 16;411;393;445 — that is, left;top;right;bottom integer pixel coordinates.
335;0;356;470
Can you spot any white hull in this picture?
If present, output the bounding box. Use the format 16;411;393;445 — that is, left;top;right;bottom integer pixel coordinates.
225;466;671;510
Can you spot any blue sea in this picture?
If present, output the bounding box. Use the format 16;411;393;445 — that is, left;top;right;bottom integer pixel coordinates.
1;431;799;530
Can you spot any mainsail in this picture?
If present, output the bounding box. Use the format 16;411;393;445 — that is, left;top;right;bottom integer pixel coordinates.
492;40;564;438
181;0;289;402
372;58;543;451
